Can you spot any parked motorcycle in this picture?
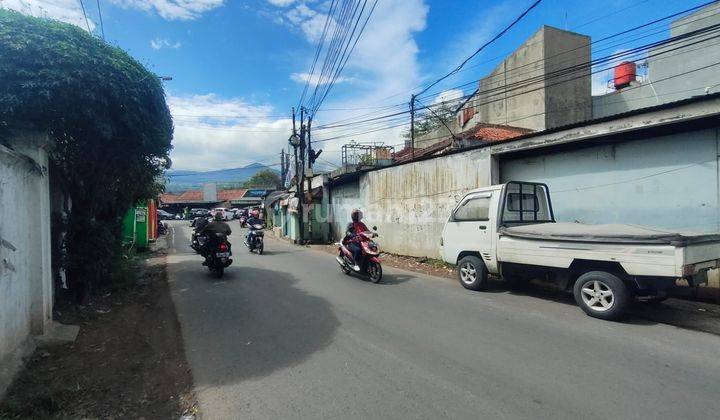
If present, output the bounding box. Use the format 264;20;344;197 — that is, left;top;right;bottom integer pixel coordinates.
245;223;264;254
336;227;382;283
203;233;233;278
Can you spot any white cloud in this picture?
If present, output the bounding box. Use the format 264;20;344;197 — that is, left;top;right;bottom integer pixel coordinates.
266;0;296;7
433;89;464;105
150;37;182;50
291;72;352;85
168;94;293;171
277;0;429;166
1;0;96;31
109;0;225;20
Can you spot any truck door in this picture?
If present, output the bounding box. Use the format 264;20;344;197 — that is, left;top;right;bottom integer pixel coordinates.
444;192;497;272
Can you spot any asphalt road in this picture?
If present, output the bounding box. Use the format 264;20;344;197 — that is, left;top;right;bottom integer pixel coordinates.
164;221;720;419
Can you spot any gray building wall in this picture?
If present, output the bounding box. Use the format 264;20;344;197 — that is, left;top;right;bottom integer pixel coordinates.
472;26;591;131
593;3;720;118
329;180;361;242
329;97;720;258
500;128;720;232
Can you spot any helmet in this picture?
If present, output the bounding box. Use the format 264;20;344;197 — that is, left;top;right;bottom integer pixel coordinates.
213;212;223;221
250;209;259;218
351;208;363;222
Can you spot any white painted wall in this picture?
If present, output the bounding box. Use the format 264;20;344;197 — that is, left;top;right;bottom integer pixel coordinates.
0;132;53;384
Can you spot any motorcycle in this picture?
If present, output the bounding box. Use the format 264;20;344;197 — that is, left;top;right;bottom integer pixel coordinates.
336;227;382;283
203;233;233;278
239;215;247;228
244;223;265;254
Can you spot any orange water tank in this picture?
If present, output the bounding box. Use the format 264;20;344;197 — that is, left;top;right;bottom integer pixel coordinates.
614;61;636;90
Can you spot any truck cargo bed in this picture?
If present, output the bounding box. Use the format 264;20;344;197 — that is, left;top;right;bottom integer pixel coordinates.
500;222;720;246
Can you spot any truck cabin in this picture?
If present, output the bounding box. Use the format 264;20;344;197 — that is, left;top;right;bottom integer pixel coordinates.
499;181;555;227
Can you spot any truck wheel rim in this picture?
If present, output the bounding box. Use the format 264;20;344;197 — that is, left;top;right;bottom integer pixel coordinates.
580;280;614;312
460;263;477;284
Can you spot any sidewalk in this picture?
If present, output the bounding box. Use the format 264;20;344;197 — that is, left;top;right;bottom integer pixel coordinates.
0;239;196;418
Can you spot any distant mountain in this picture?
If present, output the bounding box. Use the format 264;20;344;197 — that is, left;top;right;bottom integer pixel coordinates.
164;163;277;193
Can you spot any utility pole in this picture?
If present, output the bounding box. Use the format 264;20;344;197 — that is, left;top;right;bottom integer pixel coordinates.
298;107;306;243
410;94;416;159
280;149;286;187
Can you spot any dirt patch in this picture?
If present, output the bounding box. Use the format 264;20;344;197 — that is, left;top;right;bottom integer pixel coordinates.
0;247;196;419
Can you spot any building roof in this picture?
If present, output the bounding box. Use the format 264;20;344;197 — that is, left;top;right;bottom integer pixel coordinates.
217;189;247;201
463;123;533;141
178;190;203;201
393;123;531;163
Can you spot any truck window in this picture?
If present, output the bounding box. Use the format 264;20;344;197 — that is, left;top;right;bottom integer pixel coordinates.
502;183;553;223
453;196;490;221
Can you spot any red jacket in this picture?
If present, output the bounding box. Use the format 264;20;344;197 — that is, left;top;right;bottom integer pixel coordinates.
346;221;369;242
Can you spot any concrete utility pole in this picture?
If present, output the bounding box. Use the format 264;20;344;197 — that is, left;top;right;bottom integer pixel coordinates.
410;94;416;159
280;149;286;186
298;107;306;243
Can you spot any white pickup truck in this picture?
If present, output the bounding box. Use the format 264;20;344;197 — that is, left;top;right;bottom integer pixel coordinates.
440;181;720;320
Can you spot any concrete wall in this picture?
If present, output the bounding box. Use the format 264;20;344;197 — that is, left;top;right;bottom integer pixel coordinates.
474;26;591;132
500;128;720;232
331;148;492;258
593;3;720;118
0;132;53;391
329;180;361;242
329;97;720;258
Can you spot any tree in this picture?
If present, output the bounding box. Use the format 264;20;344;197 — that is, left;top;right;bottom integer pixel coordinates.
403;102;458;141
0;10;173;297
243;169;281;189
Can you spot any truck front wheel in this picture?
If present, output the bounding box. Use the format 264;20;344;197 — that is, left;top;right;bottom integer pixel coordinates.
457;256;488;291
573;271;629;320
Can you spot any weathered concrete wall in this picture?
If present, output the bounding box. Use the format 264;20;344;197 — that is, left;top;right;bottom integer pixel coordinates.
593;3;720;118
543;27;592;128
329;97;720;258
358;148;492;257
476;26;591;131
329;180;361;242
500;128;720;232
0;132;53;393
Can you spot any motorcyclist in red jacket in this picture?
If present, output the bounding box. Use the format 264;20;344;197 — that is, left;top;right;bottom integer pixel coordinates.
345;209;369;271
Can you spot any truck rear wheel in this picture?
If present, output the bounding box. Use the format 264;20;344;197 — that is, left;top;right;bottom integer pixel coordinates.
573;271;628;320
457;256;488;291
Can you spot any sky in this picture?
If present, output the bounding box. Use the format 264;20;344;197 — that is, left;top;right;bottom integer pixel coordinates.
2;0;712;171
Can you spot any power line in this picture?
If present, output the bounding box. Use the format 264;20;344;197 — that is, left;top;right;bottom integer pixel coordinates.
415;0;543;98
313;21;720;133
95;0;105;40
311;0;718;130
78;0;91;33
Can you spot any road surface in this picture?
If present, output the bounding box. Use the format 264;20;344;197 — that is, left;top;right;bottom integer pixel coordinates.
164;221;720;419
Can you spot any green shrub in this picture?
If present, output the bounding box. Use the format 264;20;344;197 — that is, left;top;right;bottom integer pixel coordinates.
0;10;173;296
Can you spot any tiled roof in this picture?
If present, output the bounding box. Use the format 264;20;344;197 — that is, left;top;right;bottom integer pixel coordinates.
218;189;247;201
159;193;180;203
463;123;532;141
392;123;531;163
178;190;203;201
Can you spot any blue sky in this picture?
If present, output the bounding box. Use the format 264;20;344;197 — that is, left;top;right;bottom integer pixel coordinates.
3;0;711;170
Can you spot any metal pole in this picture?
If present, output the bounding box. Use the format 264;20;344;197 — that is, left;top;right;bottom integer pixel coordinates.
410;94;416;159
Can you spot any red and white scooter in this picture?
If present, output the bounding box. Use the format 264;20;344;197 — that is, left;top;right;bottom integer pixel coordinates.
336;227;382;283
